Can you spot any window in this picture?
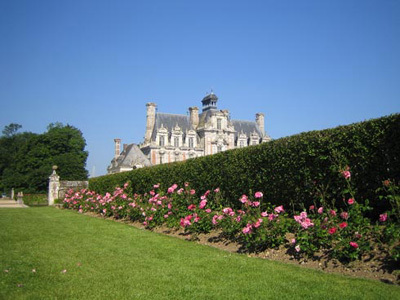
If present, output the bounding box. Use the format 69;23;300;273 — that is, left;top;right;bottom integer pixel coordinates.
159;155;163;164
189;137;194;148
240;140;244;148
159;136;165;147
174;137;179;147
217;119;222;130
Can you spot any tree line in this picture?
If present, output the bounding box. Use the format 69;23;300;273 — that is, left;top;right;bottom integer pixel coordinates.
0;122;88;194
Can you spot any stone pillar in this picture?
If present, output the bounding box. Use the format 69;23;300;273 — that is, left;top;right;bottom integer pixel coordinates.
189;106;199;129
17;192;24;204
48;166;60;206
144;102;156;144
256;113;265;137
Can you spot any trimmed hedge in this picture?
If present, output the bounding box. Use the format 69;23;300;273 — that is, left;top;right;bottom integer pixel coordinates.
90;114;400;214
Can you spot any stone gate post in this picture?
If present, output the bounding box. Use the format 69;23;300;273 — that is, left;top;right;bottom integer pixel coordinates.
48;166;60;206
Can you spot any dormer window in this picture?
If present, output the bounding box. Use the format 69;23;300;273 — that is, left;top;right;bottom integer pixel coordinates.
159;136;165;146
217;119;222;130
174;137;179;147
189;137;194;148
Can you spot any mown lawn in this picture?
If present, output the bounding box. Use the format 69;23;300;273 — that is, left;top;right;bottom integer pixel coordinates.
0;207;399;299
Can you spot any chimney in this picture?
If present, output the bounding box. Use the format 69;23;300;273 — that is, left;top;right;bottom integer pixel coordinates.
114;138;121;159
256;113;265;137
189;106;199;129
145;102;157;144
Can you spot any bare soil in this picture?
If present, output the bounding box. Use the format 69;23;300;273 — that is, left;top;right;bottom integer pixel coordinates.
82;211;400;285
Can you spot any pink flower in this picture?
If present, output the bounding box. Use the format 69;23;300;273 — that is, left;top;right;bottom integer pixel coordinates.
254;191;263;198
342;170;351;179
295;245;301;252
309;205;315;210
235;216;241;222
242;224;253;234
212;215;219;225
261;211;268;217
251;201;260;207
328;227;337;235
164;214;169;219
379;213;387;222
199;199;207;209
177;188;184;195
184;182;189;187
239;195;248;204
253;218;263;228
349;241;359;248
339;222;348;229
193;213;200;223
190;189;196;195
317;207;323;214
329;210;336;217
340;212;349;220
274;205;284;213
348;198;355;205
291;238;296;245
268;214;277;221
187;204;196;211
167;203;172;209
214;188;220;193
222;207;233;215
153;184;160;189
205;209;211;213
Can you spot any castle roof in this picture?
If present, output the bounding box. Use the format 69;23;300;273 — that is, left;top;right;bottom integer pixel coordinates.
231;119;264;140
151;113;193;141
113;144;151;168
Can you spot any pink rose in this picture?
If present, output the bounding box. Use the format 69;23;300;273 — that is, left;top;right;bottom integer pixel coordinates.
342;170;351;179
340;212;349;220
251;201;260;207
199;199;207;209
328;227;337;235
239;195;248;204
329;210;336;217
214;188;220;193
205;209;212;213
339;222;348;229
379;213;387;222
348;198;355;205
274;205;284;214
187;204;196;211
349;241;359;248
317;207;323;214
309;205;315;210
295;245;301;252
261;211;268;217
254;191;263;198
190;189;196;195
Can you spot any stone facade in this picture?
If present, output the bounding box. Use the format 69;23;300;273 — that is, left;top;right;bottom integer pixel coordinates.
107;93;271;173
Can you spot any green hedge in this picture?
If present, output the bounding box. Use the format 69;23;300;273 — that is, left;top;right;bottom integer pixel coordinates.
90;114;400;214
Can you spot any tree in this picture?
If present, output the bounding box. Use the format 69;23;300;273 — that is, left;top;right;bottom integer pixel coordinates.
2;123;22;137
0;123;88;193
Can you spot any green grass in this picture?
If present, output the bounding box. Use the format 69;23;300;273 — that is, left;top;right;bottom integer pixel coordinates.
0;208;399;299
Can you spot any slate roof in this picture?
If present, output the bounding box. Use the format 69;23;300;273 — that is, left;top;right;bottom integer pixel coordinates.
151;113;192;141
114;144;151;167
231;119;264;140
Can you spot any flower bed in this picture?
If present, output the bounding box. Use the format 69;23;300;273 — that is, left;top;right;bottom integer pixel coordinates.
63;167;400;269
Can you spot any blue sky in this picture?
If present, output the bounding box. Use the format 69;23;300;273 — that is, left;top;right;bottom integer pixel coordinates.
1;0;399;177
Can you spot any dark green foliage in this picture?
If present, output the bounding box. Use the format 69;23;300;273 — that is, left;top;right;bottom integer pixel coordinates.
90;114;400;213
0;123;88;193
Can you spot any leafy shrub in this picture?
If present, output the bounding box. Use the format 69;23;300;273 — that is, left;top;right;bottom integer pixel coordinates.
90;114;400;214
